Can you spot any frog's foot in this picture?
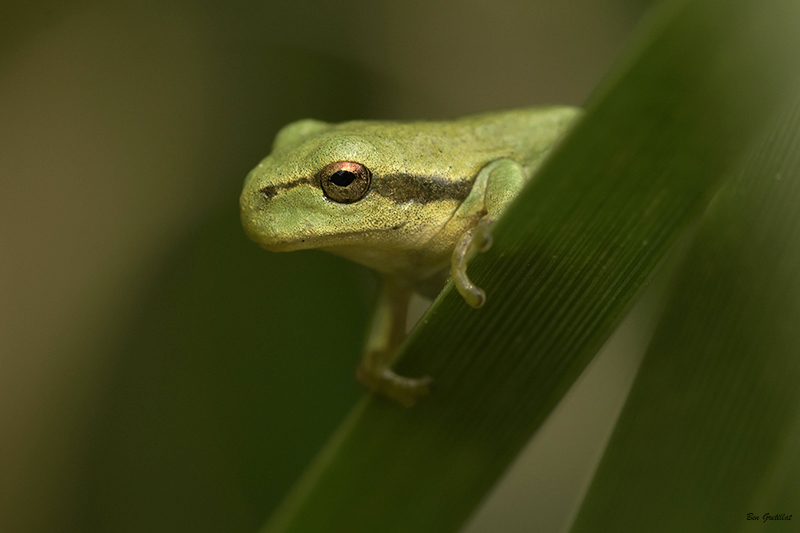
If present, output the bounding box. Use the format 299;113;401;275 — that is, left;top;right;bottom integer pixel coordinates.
451;217;494;308
356;361;433;407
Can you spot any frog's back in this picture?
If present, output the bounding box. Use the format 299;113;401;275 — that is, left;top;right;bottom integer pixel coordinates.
324;107;578;190
448;107;579;176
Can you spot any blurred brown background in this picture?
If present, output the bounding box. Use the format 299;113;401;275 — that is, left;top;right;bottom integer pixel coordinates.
0;1;649;531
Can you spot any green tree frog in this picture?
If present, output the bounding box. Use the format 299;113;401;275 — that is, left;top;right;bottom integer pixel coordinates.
240;107;578;406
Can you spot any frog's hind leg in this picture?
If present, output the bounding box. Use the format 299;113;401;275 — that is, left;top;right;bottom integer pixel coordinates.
356;277;432;407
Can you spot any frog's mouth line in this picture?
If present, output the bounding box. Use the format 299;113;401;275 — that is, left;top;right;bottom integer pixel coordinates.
256;223;410;252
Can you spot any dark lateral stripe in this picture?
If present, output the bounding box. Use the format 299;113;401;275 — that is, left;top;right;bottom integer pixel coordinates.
260;172;474;204
259;176;314;199
373;173;474;204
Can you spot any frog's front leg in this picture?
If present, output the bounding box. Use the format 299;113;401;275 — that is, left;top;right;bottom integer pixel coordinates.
452;158;526;308
356;276;433;407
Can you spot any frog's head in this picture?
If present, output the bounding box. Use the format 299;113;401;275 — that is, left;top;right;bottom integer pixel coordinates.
240;118;468;271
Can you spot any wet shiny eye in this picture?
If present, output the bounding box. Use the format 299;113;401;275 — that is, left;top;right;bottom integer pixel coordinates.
319;161;371;203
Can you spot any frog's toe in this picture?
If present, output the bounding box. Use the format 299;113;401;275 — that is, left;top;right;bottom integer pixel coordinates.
384;374;433;407
357;364;433;407
387;375;433;407
458;283;486;308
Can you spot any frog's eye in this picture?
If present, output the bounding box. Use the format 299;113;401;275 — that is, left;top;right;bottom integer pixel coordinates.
319;161;371;204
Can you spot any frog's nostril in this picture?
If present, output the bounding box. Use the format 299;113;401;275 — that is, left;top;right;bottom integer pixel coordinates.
260;186;278;199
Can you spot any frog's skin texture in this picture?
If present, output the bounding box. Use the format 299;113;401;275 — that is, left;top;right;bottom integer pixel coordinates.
240;107;579;406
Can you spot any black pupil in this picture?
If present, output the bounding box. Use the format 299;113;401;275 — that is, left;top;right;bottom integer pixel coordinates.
331;170;356;187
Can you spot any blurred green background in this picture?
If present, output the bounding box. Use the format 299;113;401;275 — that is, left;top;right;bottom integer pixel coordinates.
1;1;651;531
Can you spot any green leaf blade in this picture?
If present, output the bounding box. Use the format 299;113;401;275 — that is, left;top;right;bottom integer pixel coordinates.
264;0;800;531
571;100;800;533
